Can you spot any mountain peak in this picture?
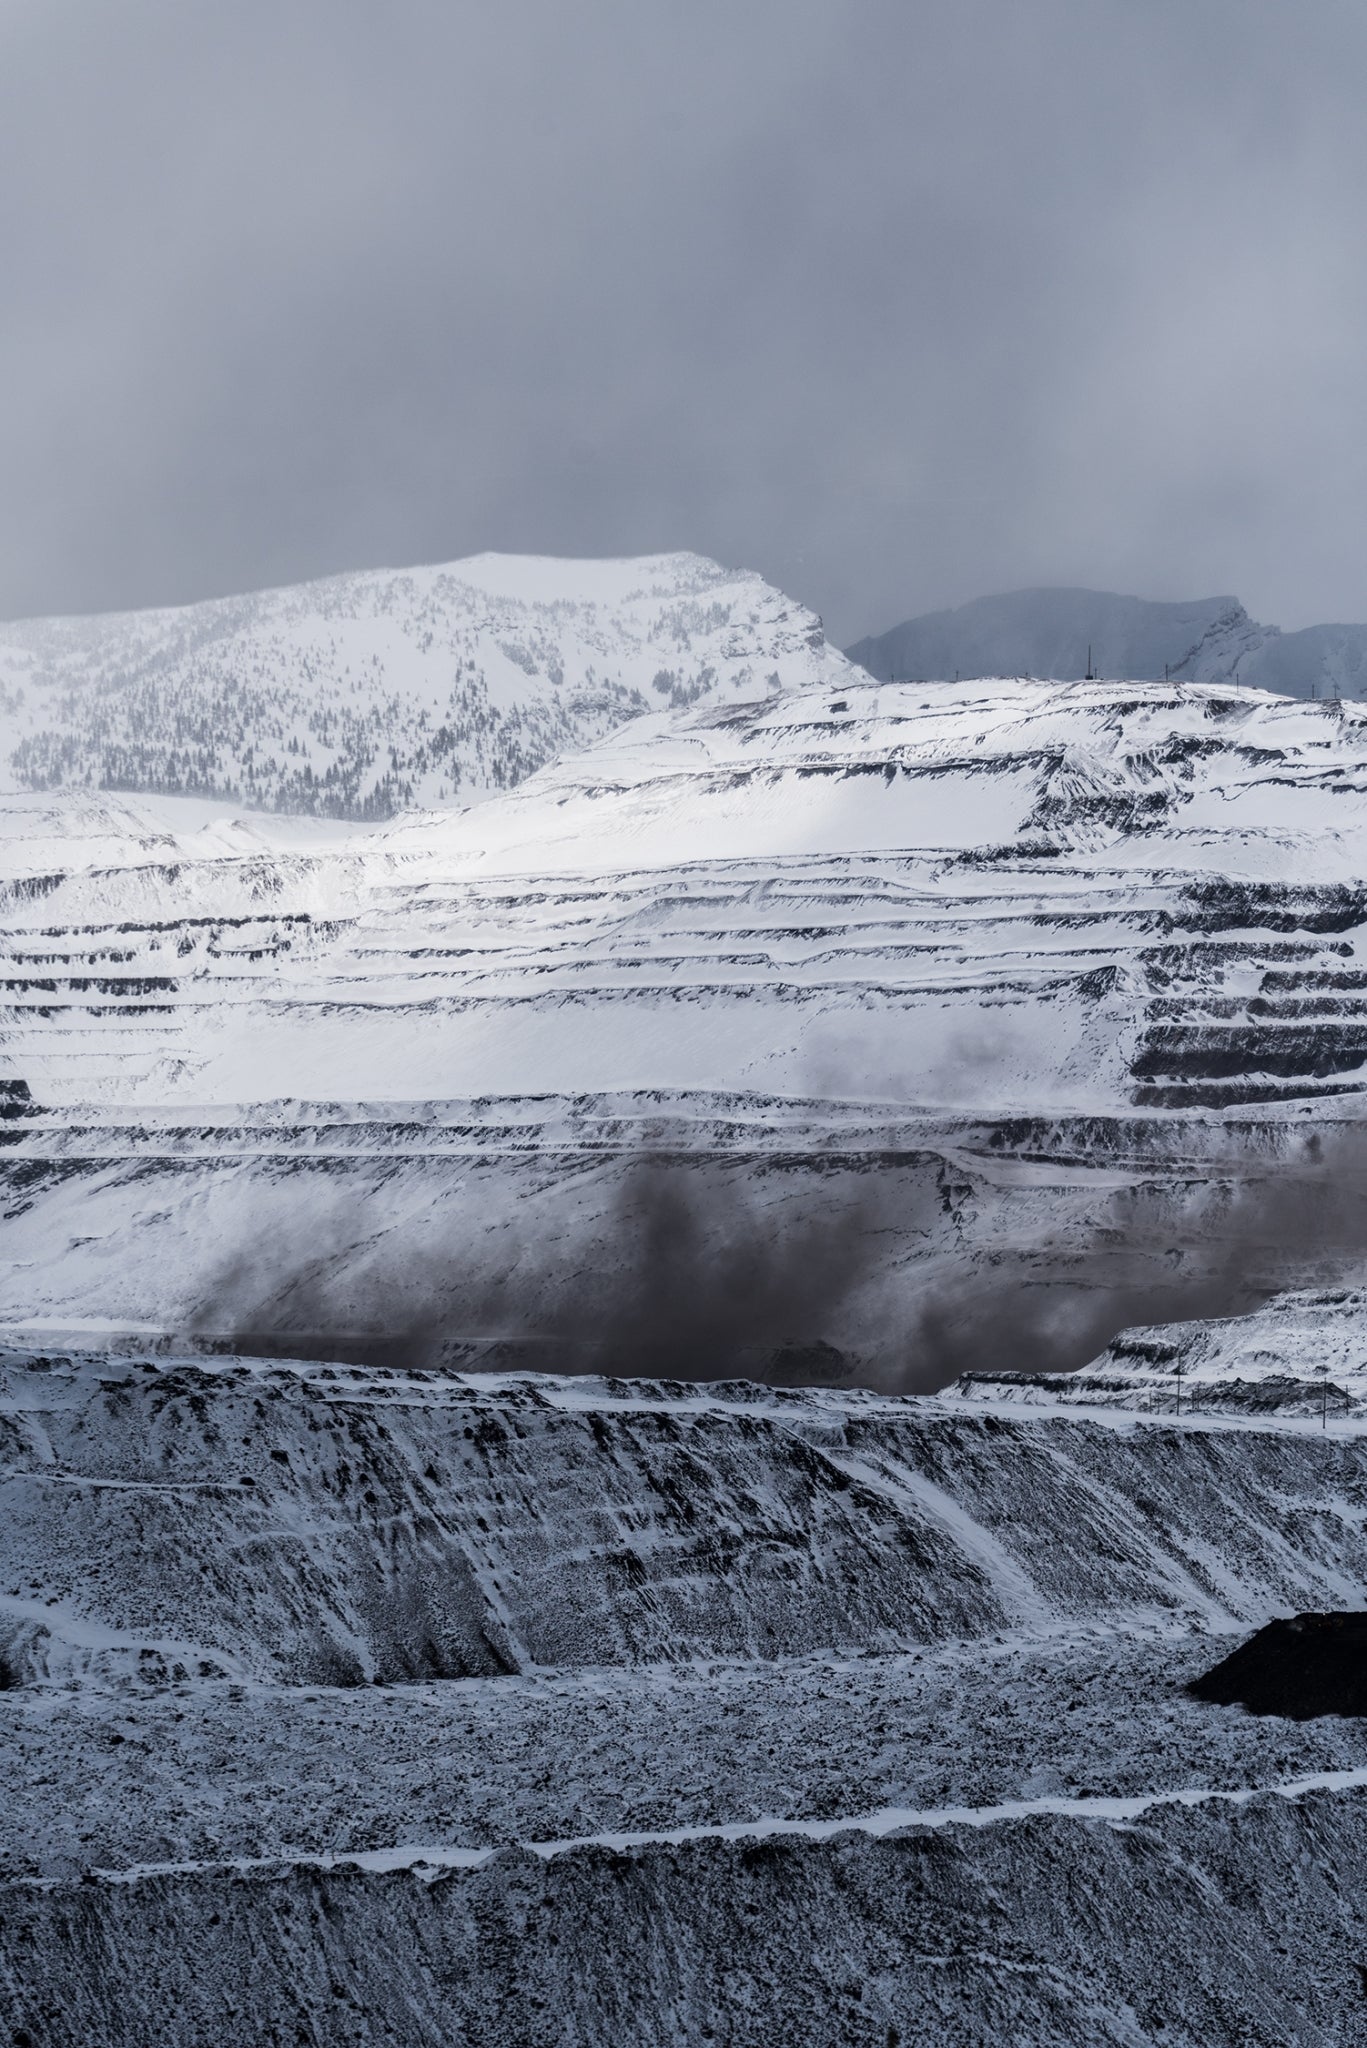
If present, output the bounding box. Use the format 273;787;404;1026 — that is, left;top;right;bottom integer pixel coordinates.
0;551;849;820
848;584;1367;700
846;586;1265;686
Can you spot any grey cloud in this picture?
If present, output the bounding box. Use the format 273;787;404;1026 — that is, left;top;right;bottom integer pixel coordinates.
2;0;1367;642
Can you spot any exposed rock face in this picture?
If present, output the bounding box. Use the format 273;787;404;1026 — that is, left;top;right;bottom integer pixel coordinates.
10;1349;1367;1692
1190;1612;1367;1720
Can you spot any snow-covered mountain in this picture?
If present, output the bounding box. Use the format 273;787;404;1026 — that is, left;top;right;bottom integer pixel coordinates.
0;551;847;818
1240;619;1367;700
848;584;1367;699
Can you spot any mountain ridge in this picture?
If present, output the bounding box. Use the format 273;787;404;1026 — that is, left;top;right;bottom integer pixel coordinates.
848;584;1367;698
0;550;849;821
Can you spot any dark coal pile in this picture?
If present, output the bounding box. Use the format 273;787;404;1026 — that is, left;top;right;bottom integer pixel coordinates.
1189;1612;1367;1720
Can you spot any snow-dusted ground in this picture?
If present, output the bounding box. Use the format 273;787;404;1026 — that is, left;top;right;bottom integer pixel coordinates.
8;1341;1367;2042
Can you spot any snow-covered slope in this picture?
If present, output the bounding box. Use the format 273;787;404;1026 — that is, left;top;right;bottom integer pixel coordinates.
6;673;1367;1376
8;672;1367;1111
848;584;1367;700
10;1339;1367;2042
376;666;1367;881
955;1285;1367;1418
7;1347;1367;1692
0;552;847;818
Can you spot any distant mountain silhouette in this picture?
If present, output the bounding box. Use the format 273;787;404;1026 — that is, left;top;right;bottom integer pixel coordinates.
847;586;1367;698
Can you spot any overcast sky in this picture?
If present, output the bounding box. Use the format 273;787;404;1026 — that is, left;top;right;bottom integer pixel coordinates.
3;0;1366;644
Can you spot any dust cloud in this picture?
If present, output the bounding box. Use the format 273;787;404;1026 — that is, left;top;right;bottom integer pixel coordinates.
188;1130;1367;1393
